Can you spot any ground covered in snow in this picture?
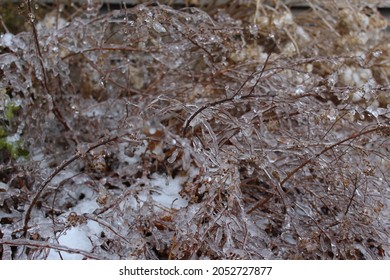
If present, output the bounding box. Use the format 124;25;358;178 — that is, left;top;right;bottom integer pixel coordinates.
0;0;389;259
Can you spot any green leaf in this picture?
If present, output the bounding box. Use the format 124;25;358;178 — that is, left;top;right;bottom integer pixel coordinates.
5;103;20;121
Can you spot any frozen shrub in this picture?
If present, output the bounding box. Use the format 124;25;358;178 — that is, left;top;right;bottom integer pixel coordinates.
0;0;389;259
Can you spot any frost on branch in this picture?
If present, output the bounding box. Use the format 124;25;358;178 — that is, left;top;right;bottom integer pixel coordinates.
0;1;389;260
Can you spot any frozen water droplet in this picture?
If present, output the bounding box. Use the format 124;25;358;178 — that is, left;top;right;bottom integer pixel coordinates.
242;126;252;137
0;182;8;192
281;232;297;245
225;85;233;96
366;102;383;118
28;13;35;23
357;56;365;67
266;151;278;163
372;49;382;58
167;150;179;164
363;78;376;95
249;24;259;36
209;35;217;42
295;85;305;95
328;73;338;87
247;166;254;176
149;127;157;135
152;21;166;33
182;149;191;171
233;94;242;100
352;90;364;102
327;108;337;121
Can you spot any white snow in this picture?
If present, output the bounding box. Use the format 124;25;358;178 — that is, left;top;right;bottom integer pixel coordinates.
47;187;101;260
150;174;188;209
0;33;14;48
47;220;101;260
0;182;8;192
46;170;190;259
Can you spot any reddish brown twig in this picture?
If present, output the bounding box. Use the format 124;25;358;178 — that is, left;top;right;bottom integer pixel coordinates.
280;125;384;188
182;50;274;135
23;134;123;236
0;238;101;260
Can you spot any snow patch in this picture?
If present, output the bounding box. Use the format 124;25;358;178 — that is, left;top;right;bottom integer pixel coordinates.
47;220;102;260
150;174;188;209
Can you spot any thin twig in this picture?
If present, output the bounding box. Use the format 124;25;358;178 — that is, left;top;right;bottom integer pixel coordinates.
182;50;274;135
23;134;124;236
26;0;71;132
62;46;157;60
83;214;131;245
344;175;359;216
0;15;10;33
280;126;383;188
0;238;101;260
246;194;273;214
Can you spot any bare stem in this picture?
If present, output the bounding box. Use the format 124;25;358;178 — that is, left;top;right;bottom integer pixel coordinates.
23;134;123;236
0;238;101;260
182;50;274;135
280;126;383;188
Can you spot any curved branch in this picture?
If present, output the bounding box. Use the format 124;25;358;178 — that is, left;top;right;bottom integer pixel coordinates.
182;50;274;135
23;135;124;236
280;125;384;188
0;238;101;260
